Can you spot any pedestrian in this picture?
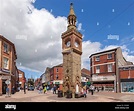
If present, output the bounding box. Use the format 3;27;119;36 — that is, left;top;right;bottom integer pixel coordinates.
24;85;26;94
11;86;15;94
53;85;56;94
5;85;10;97
44;86;47;94
90;84;95;95
38;86;42;94
97;87;99;92
83;87;87;98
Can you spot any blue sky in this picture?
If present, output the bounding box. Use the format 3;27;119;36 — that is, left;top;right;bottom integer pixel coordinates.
33;0;134;51
1;0;134;80
34;0;134;44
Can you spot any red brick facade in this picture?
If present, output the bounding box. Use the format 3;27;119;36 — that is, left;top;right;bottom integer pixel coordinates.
18;69;26;89
50;64;63;90
0;35;18;95
90;47;133;93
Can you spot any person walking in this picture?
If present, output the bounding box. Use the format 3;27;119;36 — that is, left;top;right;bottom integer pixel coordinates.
38;85;42;94
53;85;56;94
43;86;47;94
83;87;87;98
11;86;15;94
6;85;10;97
24;85;26;94
90;84;95;95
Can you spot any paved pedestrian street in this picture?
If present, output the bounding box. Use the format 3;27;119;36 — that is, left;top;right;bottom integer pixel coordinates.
0;90;134;102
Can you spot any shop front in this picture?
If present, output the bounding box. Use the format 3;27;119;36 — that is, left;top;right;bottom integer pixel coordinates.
53;80;63;90
121;79;134;93
0;75;11;95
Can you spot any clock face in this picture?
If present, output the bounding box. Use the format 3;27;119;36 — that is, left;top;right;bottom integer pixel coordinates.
66;41;70;47
74;41;79;47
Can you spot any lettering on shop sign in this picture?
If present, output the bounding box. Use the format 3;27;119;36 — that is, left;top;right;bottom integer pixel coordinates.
5;104;16;110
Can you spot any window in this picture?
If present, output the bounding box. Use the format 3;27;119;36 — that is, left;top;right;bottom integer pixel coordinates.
56;68;59;72
95;56;100;61
56;74;59;79
123;67;129;70
19;74;22;78
108;64;112;72
3;57;9;69
96;66;100;73
4;43;9;53
107;54;112;59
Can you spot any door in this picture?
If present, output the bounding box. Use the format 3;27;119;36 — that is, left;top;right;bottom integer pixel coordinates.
2;80;7;94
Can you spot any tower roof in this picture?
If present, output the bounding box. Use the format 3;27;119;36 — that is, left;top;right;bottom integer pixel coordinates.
69;3;75;16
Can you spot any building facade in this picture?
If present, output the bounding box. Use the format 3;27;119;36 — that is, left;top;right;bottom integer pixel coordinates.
44;67;51;86
89;47;131;93
18;69;26;89
0;35;17;95
50;64;63;90
81;68;91;87
119;65;134;93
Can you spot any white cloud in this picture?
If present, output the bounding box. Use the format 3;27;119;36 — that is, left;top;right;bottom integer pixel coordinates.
81;40;101;69
0;0;67;72
0;0;134;75
131;37;134;41
77;23;82;31
101;45;134;64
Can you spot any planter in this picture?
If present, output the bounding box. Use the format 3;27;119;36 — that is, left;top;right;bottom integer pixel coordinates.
58;90;63;97
66;90;72;98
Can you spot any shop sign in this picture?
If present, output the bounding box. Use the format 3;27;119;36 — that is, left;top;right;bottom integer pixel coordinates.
55;82;60;84
1;75;11;80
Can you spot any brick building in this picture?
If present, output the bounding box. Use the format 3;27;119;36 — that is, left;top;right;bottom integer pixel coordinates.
50;64;63;90
34;78;41;87
0;35;18;95
119;65;134;93
89;47;132;93
18;69;26;89
44;67;51;86
81;68;91;86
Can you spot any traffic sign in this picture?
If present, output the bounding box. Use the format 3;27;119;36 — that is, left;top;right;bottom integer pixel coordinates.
5;80;10;84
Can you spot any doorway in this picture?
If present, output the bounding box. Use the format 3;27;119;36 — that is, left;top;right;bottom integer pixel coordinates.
2;80;7;94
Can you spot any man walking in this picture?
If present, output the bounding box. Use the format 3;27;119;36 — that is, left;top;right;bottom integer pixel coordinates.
5;85;10;97
53;85;56;94
90;84;95;95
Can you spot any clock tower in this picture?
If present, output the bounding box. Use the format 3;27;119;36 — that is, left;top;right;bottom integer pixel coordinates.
61;3;83;97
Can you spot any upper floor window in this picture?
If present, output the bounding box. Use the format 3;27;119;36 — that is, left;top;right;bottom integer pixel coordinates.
56;74;59;79
95;56;100;61
4;43;9;53
107;54;112;59
3;57;9;69
19;74;22;78
56;68;59;72
123;67;129;70
108;64;112;72
96;66;100;73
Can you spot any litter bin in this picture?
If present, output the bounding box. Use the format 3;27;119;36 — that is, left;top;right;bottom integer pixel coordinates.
66;90;72;98
75;93;79;98
58;90;63;97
